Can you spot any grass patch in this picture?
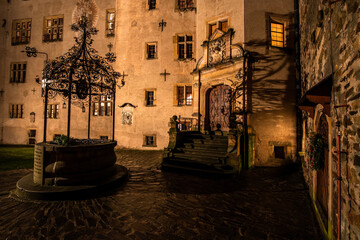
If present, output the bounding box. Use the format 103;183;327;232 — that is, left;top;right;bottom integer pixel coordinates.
0;146;34;171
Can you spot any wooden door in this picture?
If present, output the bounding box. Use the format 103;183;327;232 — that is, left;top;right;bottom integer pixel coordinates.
317;114;329;216
208;85;231;131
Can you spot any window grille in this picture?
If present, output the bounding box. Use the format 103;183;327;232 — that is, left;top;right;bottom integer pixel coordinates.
10;62;26;83
9;104;23;118
12;19;31;45
43;16;63;42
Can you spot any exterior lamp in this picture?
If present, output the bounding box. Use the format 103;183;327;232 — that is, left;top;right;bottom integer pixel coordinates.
63;102;67;109
82;104;86;112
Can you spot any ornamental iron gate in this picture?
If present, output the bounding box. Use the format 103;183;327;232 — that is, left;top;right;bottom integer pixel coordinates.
207;85;231;131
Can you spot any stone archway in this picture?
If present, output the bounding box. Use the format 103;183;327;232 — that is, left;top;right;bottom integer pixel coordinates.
205;84;231;131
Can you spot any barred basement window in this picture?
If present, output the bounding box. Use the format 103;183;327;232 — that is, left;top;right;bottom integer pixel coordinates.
10;62;26;83
143;135;156;147
47;104;59;119
270;21;284;48
106;10;115;37
149;0;156;10
12;19;31;45
274;146;285;159
177;35;193;60
176;85;192;106
43;16;63;42
9;104;23;118
146;42;157;59
93;95;112;116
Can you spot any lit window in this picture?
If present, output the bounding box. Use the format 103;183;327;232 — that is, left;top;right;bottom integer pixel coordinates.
177;85;192;106
143;135;156;147
146;42;157;59
177;35;193;59
9;104;23;118
47;104;59;119
149;0;156;10
106;10;115;37
10;62;26;83
93;95;112;116
270;22;284;48
43;16;63;42
12;19;31;45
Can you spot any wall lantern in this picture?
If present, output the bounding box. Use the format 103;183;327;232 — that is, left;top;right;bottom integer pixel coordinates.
63;102;67;109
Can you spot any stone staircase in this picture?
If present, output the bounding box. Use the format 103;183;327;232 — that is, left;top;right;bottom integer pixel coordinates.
162;132;236;175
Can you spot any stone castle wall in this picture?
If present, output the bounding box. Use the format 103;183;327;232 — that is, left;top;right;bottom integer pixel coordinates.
299;0;360;238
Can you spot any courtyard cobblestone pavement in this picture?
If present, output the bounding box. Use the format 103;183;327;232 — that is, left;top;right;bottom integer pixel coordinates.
0;149;323;240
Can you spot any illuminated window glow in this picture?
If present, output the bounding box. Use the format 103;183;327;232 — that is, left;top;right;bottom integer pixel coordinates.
270;22;284;48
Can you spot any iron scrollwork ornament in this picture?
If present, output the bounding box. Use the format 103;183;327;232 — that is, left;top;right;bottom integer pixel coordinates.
36;15;123;106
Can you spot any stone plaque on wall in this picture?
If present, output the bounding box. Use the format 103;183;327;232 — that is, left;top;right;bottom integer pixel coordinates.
33;144;44;185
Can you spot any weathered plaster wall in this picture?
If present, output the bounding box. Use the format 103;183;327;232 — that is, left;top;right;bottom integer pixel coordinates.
299;0;360;238
244;0;297;166
115;0;196;149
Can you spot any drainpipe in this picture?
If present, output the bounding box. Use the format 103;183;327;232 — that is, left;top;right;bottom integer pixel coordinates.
198;70;201;132
336;120;341;240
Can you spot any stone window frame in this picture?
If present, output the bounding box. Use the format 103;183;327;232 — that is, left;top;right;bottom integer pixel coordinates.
105;9;116;37
265;13;292;49
147;0;157;10
10;62;27;83
174;34;195;61
143;134;157;147
144;88;157;107
175;0;196;11
9;104;24;118
47;104;59;119
207;18;229;38
43;15;64;42
93;95;112;116
146;42;158;60
28;129;36;145
12;19;31;45
174;83;192;106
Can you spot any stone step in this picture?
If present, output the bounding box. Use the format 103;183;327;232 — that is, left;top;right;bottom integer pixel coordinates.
190;138;228;145
177;148;227;157
183;142;228;150
172;153;225;164
165;156;221;167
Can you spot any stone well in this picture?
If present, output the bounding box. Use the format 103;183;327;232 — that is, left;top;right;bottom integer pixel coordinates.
16;140;128;200
34;140;118;186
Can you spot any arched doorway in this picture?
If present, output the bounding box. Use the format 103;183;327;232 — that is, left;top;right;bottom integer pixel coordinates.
316;114;329;220
205;84;231;131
